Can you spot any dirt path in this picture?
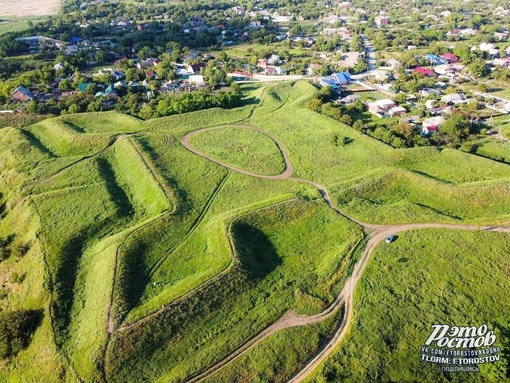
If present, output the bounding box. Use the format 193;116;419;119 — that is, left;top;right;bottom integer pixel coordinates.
181;125;293;179
177;123;510;382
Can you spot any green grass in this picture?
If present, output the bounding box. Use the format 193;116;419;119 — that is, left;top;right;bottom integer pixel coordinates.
106;199;362;383
0;18;31;34
25;119;113;157
0;80;509;382
475;139;510;164
312;229;510;383
206;308;342;383
58;112;143;134
492;115;510;139
188;126;287;175
332;170;510;224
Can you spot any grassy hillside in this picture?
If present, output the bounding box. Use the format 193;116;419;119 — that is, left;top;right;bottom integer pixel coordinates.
106;199;361;383
0;81;508;383
188;126;287;175
312;229;510;383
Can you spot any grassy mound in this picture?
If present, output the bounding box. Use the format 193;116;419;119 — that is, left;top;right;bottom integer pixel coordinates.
188;126;287;175
0;81;509;383
105;199;361;383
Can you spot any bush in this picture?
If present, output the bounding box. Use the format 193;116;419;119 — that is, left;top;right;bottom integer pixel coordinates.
0;310;42;359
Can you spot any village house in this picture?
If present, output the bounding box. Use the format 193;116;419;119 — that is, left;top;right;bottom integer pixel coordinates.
441;93;467;105
11;86;35;103
386;59;402;70
366;99;406;118
137;58;159;70
413;67;437;78
439;53;461;64
15;35;65;52
189;75;206;87
374;15;389;27
336;94;361;104
421;116;445;135
477;43;499;57
492;58;510;68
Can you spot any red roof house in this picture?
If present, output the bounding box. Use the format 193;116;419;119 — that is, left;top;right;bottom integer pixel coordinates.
439;53;461;63
413;67;437;77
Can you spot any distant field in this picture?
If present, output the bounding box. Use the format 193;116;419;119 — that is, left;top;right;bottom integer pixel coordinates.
0;18;29;34
0;0;60;17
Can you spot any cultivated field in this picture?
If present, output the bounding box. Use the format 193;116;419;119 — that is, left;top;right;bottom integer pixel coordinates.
0;0;61;17
0;81;509;382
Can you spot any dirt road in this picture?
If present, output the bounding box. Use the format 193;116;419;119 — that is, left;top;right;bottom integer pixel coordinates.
177;124;510;382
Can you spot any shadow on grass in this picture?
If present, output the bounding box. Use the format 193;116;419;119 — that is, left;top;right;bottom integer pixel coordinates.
114;239;148;325
19;129;56;158
135;136;191;215
96;158;133;218
241;96;260;106
232;222;282;280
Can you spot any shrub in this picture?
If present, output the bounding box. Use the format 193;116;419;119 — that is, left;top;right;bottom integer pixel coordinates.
0;310;42;359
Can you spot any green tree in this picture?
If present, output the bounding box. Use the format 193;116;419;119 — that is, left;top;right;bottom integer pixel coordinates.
440;114;470;143
392;122;414;140
468;59;489;78
0;310;41;359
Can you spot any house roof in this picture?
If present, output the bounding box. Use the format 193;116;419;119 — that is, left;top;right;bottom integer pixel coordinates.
330;71;351;83
367;99;395;108
441;93;466;104
413;67;436;77
78;83;93;92
11;86;34;100
439;53;458;60
320;78;339;87
190;63;206;73
422;116;445;128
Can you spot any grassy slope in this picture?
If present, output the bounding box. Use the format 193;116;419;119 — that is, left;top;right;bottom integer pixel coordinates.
188;126;287;175
475;139;510;164
311;229;510;383
0;82;509;383
206;309;343;383
248;81;510;224
106;199;362;383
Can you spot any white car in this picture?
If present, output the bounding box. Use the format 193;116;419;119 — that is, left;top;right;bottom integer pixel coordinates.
386;235;394;244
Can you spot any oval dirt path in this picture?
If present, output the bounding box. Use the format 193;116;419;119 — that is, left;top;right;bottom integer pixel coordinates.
177;124;510;382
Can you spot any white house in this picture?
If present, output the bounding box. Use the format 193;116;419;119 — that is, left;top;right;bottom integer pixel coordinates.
366;99;406;117
421;116;445;135
441;93;467;105
189;75;206;87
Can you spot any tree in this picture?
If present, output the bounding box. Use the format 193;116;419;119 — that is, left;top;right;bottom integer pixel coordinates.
304;97;322;112
453;43;470;63
58;78;73;92
0;310;41;359
468;59;489;78
440;114;470;143
25;100;38;114
392;122;414;140
319;86;334;102
353;120;365;131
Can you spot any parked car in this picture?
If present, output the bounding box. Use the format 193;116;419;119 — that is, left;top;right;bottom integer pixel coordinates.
386;235;394;244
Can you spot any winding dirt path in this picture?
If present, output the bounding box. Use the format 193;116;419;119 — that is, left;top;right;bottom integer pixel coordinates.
178;124;510;382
